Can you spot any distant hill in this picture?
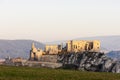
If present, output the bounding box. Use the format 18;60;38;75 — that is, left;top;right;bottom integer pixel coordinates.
107;51;120;60
0;40;45;59
0;35;120;59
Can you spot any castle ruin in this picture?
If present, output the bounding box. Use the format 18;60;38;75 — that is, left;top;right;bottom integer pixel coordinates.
29;40;100;61
30;43;44;61
67;40;100;53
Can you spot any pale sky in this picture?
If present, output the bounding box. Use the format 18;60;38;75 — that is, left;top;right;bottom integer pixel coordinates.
0;0;120;42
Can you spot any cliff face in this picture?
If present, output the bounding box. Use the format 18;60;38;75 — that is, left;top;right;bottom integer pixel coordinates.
58;52;120;73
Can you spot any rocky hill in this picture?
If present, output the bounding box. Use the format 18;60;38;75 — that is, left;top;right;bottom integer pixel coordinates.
58;52;120;73
0;40;45;59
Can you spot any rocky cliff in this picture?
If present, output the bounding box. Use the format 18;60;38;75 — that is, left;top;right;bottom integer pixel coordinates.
58;52;120;73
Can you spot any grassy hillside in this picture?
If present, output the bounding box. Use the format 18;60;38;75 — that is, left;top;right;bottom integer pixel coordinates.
0;66;120;80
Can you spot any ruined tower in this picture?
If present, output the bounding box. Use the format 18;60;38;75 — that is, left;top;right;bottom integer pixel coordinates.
30;43;43;61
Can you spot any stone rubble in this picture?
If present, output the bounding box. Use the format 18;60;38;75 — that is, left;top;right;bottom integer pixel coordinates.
57;52;120;73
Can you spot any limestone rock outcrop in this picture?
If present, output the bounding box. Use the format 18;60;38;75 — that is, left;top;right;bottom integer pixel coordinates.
58;52;120;73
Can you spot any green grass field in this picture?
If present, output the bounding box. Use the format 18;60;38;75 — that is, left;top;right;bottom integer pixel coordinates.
0;66;120;80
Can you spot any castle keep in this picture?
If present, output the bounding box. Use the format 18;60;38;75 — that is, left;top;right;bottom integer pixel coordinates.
29;40;100;61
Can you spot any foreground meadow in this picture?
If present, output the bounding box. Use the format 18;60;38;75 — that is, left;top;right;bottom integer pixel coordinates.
0;66;120;80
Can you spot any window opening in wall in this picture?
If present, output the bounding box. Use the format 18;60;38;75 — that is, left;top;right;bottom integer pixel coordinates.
76;46;77;49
